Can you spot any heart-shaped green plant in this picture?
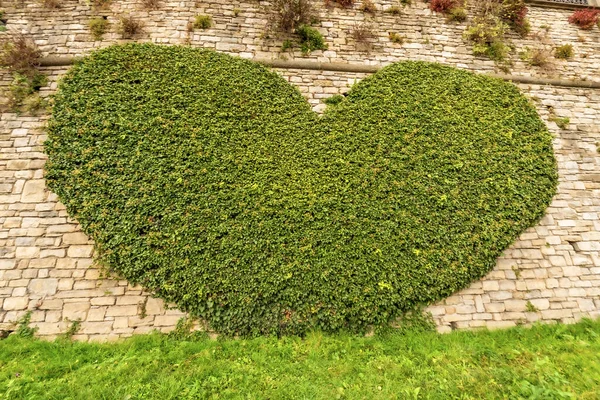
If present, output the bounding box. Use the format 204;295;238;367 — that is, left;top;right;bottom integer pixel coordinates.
45;44;557;335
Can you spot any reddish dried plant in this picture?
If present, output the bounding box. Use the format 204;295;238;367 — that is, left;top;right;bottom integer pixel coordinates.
326;0;354;8
0;34;41;76
568;9;600;30
429;0;457;13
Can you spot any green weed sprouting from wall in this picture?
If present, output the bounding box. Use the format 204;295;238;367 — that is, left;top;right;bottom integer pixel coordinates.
45;44;557;336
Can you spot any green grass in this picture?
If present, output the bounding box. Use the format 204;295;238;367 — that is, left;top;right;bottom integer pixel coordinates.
1;319;600;399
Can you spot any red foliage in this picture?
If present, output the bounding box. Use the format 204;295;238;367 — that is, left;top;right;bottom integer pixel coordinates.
429;0;456;13
500;0;528;26
568;9;600;30
325;0;354;7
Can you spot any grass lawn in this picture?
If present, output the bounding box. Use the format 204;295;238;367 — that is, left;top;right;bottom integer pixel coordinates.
1;319;599;399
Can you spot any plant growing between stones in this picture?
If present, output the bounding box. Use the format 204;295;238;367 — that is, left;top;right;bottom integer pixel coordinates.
89;17;109;40
40;0;60;8
296;24;327;54
139;297;148;319
554;44;574;60
271;0;315;32
386;5;402;14
63;319;81;339
351;22;375;52
142;0;160;10
45;44;557;336
0;34;47;113
446;7;467;22
525;301;539;313
520;47;553;70
91;0;112;8
118;16;143;39
15;312;37;338
193;15;212;30
281;39;294;52
550;116;570;130
512;265;522;278
359;0;377;14
430;0;457;13
568;9;599;30
463;15;509;62
326;0;354;7
498;0;530;37
388;32;404;44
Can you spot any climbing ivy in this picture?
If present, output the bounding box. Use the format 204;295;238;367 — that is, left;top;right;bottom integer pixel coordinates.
45;44;557;336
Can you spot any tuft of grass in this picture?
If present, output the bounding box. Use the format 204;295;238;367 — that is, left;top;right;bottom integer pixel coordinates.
388;32;404;44
193;14;212;30
92;0;112;8
528;48;552;68
142;0;160;10
446;7;467;22
555;44;574;60
296;24;327;55
15;311;37;338
40;0;60;8
281;39;293;52
550;116;570;130
323;94;345;105
0;319;599;398
525;301;539;313
271;0;315;32
89;17;109;41
63;319;82;339
326;0;354;7
359;0;376;13
118;16;143;39
351;22;374;52
385;5;402;15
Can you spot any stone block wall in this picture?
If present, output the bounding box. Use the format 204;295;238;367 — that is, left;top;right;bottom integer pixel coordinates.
1;0;599;81
0;0;599;340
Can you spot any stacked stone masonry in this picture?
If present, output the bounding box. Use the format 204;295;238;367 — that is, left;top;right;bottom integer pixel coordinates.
1;1;599;340
1;0;600;82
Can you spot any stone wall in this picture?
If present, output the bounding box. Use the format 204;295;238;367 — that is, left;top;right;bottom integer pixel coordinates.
1;0;600;82
1;0;599;340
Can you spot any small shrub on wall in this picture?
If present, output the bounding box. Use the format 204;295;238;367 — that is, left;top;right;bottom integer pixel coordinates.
430;0;457;13
271;0;315;32
296;24;327;54
554;44;574;60
45;44;557;336
499;0;530;36
0;34;47;112
89;17;109;40
568;9;599;30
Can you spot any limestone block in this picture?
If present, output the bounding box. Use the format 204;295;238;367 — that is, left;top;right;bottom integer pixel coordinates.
3;297;29;310
62;232;91;245
67;245;94;258
63;302;90;321
81;321;113;335
87;308;107;322
154;315;184;326
105;306;138;317
28;278;58;296
21;180;46;203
